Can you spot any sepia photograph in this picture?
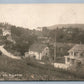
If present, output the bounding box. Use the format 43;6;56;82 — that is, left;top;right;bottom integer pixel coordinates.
0;4;84;81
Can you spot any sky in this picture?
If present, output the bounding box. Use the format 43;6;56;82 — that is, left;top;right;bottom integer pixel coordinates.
0;4;84;29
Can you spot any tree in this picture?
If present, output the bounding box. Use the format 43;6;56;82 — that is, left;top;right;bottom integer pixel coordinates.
42;27;50;37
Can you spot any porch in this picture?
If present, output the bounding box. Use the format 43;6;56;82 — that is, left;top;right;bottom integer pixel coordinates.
64;56;76;66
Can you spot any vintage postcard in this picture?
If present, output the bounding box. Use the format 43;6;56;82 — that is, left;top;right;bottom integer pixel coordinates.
0;3;84;81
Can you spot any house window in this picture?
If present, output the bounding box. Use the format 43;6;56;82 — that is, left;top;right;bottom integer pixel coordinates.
71;59;75;64
76;60;81;66
80;53;84;57
0;51;2;55
70;52;73;56
46;53;48;56
74;52;78;56
67;58;70;62
33;56;36;59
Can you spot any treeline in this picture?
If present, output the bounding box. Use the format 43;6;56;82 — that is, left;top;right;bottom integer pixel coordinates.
42;27;84;59
42;27;84;44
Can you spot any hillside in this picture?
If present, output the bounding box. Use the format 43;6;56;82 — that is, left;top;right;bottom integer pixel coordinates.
47;24;84;30
0;54;82;80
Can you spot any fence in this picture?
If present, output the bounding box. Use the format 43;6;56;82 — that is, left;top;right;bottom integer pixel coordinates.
39;61;69;69
53;63;69;69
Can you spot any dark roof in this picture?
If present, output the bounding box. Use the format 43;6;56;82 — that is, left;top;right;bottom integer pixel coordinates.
29;43;47;53
68;44;84;52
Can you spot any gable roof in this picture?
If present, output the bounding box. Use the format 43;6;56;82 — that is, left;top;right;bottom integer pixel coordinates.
29;43;47;53
68;44;84;53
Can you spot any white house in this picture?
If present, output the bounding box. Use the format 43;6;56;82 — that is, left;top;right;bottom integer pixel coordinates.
25;43;49;60
2;28;11;36
1;27;16;44
64;44;84;67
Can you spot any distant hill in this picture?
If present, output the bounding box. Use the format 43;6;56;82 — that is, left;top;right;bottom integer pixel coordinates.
46;24;84;30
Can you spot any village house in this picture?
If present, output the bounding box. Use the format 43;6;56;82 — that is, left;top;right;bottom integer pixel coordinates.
0;23;16;44
25;43;49;60
1;27;16;44
64;44;84;67
2;28;11;36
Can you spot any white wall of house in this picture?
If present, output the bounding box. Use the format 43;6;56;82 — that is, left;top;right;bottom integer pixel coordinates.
25;47;49;60
42;47;49;57
69;52;74;56
65;56;71;65
28;51;42;60
2;29;11;36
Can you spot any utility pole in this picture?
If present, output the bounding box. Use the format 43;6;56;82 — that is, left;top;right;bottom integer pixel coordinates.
54;28;57;62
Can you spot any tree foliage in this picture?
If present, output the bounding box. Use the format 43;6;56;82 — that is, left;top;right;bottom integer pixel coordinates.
42;27;84;44
3;25;38;56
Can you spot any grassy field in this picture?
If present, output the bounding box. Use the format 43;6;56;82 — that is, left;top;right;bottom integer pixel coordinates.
0;54;83;81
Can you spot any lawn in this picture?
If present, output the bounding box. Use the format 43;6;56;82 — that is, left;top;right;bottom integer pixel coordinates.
0;54;83;81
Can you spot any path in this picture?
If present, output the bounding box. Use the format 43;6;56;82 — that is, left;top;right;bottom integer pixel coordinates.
0;45;21;59
0;45;69;69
